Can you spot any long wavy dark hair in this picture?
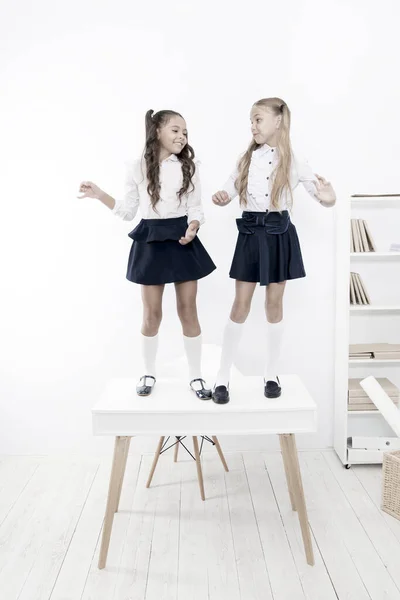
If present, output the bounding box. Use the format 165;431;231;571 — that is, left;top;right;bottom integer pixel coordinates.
143;109;196;211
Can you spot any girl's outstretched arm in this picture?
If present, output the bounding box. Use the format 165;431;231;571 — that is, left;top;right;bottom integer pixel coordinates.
77;162;140;221
296;157;336;208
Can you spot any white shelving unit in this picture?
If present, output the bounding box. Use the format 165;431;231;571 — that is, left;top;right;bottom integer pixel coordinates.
334;196;400;467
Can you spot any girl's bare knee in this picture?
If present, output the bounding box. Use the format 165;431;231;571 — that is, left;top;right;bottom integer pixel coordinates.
142;311;162;335
230;303;250;323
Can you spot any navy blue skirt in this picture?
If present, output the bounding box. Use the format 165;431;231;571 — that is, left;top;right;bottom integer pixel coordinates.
229;211;306;286
126;216;216;285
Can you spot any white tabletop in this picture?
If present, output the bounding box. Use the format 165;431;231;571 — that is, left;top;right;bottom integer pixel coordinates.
92;371;317;437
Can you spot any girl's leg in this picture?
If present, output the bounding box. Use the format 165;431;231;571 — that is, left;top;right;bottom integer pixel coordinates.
174;281;209;394
138;285;164;392
215;280;257;388
263;281;286;393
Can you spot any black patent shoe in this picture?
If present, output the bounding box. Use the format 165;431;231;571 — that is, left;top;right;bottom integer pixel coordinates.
136;375;156;396
212;384;230;404
190;378;212;400
264;377;281;399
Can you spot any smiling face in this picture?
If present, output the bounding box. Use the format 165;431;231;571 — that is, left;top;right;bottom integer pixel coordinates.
250;104;282;146
157;115;188;158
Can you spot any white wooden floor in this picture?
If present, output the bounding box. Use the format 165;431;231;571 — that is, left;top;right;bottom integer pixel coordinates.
1;448;400;600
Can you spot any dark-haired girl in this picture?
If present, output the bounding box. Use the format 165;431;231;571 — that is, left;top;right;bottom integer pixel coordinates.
78;109;216;398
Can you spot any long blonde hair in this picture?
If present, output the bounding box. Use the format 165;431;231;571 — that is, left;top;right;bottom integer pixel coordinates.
236;97;293;210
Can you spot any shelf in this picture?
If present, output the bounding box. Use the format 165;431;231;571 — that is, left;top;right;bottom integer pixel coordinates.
350;252;400;259
351;197;400;203
349;359;400;364
350;305;400;313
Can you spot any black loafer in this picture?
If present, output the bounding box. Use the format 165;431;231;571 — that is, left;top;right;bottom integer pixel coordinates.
136;375;156;396
212;385;230;404
264;377;281;399
190;378;212;400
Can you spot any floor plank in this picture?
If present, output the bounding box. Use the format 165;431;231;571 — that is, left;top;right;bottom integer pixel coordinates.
225;453;274;599
0;456;42;527
323;451;400;595
177;453;208;600
81;452;142;600
1;450;399;600
0;458;99;600
263;451;339;600
353;464;400;545
301;451;400;600
202;452;241;600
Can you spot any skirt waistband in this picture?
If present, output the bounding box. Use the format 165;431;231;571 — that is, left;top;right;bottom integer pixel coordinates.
139;216;188;226
237;211;290;235
128;216;188;243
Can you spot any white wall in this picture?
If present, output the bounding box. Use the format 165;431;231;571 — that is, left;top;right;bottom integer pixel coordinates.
1;0;399;455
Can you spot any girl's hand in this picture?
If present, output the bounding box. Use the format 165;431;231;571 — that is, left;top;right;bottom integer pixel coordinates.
77;181;103;200
179;223;197;245
314;175;336;206
212;190;230;206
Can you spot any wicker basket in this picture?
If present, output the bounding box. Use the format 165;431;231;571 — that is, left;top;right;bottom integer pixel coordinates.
382;450;400;520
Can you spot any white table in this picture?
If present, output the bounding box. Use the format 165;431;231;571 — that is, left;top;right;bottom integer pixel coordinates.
92;371;317;569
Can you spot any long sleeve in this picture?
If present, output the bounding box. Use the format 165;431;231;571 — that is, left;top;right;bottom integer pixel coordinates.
295;156;319;202
222;161;240;200
112;162;140;221
186;161;205;225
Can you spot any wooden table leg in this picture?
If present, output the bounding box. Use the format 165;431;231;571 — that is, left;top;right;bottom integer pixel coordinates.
98;436;129;569
279;435;296;511
146;436;165;488
212;436;229;472
115;436;131;513
193;436;205;501
279;433;315;566
174;437;179;463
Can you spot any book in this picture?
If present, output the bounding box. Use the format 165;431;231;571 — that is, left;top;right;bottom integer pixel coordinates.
354;272;367;304
352;272;362;304
349;273;356;304
351;220;361;252
349;343;400;360
358;220;369;252
356;220;366;252
348;404;379;411
348;377;399;398
363;220;377;251
350;343;400;352
355;272;370;304
348;397;399;405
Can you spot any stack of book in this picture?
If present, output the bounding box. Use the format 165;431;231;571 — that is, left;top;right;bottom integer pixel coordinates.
350;272;370;305
348;377;399;411
349;343;400;360
350;219;376;252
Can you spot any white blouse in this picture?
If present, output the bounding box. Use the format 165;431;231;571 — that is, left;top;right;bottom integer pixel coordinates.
223;143;320;211
112;154;205;224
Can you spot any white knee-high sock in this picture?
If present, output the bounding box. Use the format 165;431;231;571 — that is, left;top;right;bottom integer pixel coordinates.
183;333;203;381
263;320;284;383
141;333;158;377
215;318;244;387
